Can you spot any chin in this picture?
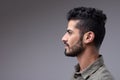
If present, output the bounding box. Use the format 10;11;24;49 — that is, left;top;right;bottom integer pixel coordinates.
64;47;85;57
64;49;77;57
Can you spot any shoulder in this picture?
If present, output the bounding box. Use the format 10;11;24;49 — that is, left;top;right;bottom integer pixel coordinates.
97;65;114;80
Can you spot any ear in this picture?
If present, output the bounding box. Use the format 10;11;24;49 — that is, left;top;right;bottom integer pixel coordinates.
83;31;95;44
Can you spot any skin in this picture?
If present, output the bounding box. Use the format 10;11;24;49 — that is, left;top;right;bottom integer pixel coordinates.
62;19;100;71
62;20;84;57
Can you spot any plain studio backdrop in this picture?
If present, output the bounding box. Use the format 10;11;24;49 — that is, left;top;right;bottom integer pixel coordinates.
0;0;120;80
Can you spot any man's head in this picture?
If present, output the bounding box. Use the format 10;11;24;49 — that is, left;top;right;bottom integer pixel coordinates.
62;7;107;57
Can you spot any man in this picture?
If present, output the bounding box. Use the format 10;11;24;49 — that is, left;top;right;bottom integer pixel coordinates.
62;7;113;80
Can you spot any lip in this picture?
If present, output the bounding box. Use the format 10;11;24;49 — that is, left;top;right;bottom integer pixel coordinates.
65;43;69;46
63;43;69;49
64;45;69;49
65;46;68;49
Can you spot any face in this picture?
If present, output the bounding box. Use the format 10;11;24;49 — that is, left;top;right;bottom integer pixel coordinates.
62;20;85;57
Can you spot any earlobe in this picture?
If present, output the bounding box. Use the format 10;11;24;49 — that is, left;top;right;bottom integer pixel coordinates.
83;31;95;44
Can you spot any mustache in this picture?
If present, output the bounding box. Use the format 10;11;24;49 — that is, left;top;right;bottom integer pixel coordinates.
63;41;69;47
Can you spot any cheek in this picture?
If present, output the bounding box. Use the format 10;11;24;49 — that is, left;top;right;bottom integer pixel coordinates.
68;35;80;47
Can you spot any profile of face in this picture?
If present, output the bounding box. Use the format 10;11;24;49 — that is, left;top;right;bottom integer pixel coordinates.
62;20;85;57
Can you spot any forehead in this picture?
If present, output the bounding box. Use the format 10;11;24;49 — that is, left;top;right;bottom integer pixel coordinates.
67;20;80;30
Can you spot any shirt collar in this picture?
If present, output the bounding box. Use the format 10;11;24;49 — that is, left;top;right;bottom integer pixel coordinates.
74;55;104;79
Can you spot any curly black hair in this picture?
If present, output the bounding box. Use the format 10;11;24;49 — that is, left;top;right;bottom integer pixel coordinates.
67;7;107;48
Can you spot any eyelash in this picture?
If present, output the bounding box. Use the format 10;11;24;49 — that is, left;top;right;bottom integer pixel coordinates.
67;31;72;35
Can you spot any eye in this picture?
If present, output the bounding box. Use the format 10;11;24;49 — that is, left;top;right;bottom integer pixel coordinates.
67;30;73;35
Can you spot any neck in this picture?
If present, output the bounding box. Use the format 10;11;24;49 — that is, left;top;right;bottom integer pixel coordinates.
77;46;99;72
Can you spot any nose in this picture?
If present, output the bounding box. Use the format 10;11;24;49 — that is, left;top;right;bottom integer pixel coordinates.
61;33;68;44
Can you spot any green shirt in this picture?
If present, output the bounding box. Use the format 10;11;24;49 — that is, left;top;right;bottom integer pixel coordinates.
71;55;114;80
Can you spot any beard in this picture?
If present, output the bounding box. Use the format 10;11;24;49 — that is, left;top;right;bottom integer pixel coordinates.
64;39;85;57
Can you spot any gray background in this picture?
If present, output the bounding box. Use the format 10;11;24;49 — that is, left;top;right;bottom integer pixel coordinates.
0;0;120;80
